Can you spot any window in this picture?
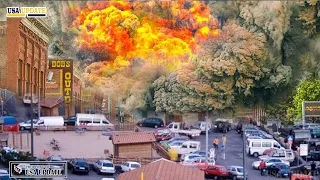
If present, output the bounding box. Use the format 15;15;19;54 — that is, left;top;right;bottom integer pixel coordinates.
182;144;187;148
274;143;280;148
168;124;173;128
252;142;261;147
262;142;272;147
102;163;113;167
26;64;30;93
93;119;100;124
190;144;197;149
102;120;109;124
174;124;178;129
231;167;236;171
79;118;91;124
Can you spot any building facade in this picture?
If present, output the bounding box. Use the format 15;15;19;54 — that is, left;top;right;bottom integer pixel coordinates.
43;66;83;118
0;18;51;98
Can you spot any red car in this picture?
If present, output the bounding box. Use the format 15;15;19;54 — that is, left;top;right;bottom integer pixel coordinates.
154;128;172;141
198;165;229;179
263;148;275;156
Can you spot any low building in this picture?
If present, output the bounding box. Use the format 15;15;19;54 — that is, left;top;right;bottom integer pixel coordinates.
118;158;204;180
112;132;156;158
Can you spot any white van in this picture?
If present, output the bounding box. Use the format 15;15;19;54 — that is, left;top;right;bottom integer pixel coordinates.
76;114;114;130
171;141;201;155
246;139;284;157
33;116;65;131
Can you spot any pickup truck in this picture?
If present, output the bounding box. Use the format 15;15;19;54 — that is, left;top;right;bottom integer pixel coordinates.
167;122;201;138
259;149;295;162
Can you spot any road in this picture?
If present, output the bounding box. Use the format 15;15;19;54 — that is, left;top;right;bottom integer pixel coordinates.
140;126;287;180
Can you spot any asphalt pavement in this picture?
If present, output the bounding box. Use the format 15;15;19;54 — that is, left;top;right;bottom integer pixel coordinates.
141;126;288;180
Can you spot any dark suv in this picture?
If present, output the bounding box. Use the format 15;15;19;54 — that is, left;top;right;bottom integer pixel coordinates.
137;118;164;128
214;121;231;133
64;116;76;126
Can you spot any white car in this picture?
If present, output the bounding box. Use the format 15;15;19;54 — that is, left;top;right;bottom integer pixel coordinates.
252;158;290;169
93;160;115;175
121;161;141;172
247;136;263;140
180;154;202;162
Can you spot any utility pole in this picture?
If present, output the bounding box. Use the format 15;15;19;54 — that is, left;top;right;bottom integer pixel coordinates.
205;109;209;161
30;75;34;159
243;130;247;180
302;101;305;129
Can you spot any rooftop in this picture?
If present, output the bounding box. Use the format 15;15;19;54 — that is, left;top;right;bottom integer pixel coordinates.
112;132;156;145
118;158;204;180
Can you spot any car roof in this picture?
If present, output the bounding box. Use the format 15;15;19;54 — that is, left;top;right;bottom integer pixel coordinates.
228;166;243;168
185;153;201;156
101;160;113;163
126;161;140;164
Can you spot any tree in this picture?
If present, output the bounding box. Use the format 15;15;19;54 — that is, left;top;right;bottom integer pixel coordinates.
287;79;320;121
153;23;268;114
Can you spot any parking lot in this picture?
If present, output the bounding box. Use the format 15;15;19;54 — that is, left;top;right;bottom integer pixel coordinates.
141;126;287;179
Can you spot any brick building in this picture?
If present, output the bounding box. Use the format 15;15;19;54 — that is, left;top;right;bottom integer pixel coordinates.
0;18;51;98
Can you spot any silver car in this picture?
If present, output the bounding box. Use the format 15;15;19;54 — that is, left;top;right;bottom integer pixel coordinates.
93;160;115;175
227;166;246;180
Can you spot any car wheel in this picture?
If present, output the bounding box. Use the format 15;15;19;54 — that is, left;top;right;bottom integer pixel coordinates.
97;170;101;175
233;176;237;180
276;172;281;178
253;152;259;158
213;176;218;180
20;127;25;131
154;125;158;128
71;168;75;174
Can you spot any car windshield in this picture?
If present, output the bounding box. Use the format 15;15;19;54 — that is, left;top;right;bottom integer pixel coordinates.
131;164;140;168
295;132;311;138
237;168;243;172
279;164;288;169
103;163;113;167
76;161;88;166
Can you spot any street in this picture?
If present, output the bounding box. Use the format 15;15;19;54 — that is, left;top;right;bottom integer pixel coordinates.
141;126;287;180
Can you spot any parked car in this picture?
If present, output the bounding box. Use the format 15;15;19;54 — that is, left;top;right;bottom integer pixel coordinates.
259;149;295;162
180;153;202;162
166;140;185;151
0;169;17;180
289;173;313;180
76;114;114;130
245;130;273;139
246;139;284;157
170;141;201;155
214;121;231;133
167;122;201;138
47;155;65;173
192;151;209;157
247;136;263;140
19;119;38;130
304;151;320;161
252;158;290;169
154;128;172;141
263;148;275;156
120;161;141;172
191;121;212;134
267;163;290;177
68;158;90;174
199;165;229;179
160;136;189;145
181;157;215;167
227;166;246;180
93;160;115;175
64;116;76;126
136;118;164;128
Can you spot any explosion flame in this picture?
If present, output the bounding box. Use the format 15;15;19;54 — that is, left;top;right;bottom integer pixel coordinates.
70;0;220;82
